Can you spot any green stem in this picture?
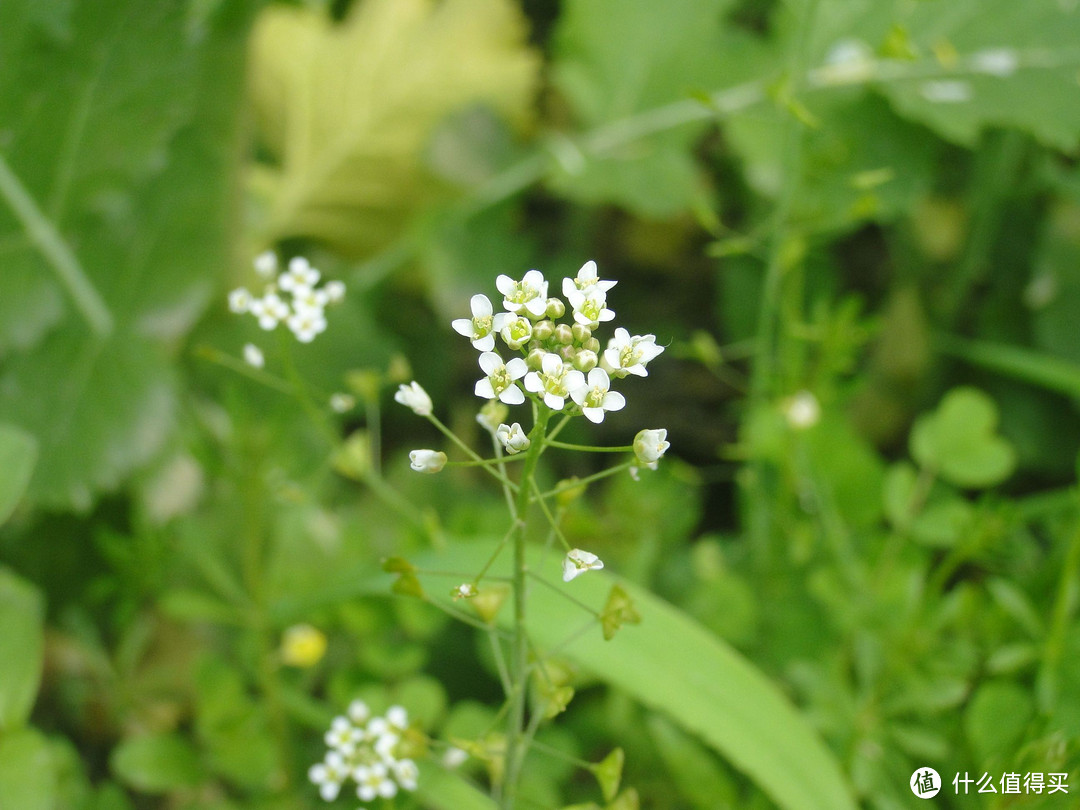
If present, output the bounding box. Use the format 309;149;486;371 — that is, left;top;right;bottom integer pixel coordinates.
426;414;518;490
0;151;113;336
544;439;633;453
279;334;338;446
538;461;634;500
502;404;552;809
1038;516;1080;711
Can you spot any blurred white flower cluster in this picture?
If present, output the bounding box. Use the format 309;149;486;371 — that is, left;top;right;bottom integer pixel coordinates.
308;700;419;803
229;252;345;343
454;261;663;431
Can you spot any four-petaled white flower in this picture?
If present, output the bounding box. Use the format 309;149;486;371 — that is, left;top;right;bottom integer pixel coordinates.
286;308;328;343
633;428;670;470
392;759;419;791
452;582;478;600
499;316;533;350
570;368;625;424
496;270;549;319
324;279;346;303
253;250;278;278
395;381;433;416
567;288;615;328
228;287;252;313
278;256;320;293
562;548;604;582
243;343;264;369
409;449;447;473
496;422;531;454
604;327;664;377
309;750;349;801
249;293;290;330
452;294;505;352
325;715;363;755
475;352;528;404
355;762;398;801
562;259;616;298
523;353;586;411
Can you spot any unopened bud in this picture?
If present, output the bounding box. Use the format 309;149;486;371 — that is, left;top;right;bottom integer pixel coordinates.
527;348;547;370
572;349;598;372
545;298;566;319
533;319;555;341
583;337;600;354
554;324;574;345
572;323;592;343
559;345;576;362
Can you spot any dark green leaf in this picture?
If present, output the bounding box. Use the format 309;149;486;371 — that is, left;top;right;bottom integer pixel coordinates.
0;567;45;731
0;423;37;526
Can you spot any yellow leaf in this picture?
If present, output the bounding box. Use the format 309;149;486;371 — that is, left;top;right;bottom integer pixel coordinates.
249;0;539;255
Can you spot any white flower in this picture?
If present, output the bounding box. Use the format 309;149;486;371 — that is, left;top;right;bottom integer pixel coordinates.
496;422;531;454
603;328;664;378
569;368;625;424
452;582;478;600
243;343;264;369
452;294;504;352
385;705;408;730
355;762;397;801
499;315;533;350
523;352;585;411
347;699;371;725
566;287;615;328
286;308;328;343
249;293;290;330
442;746;468;768
253;250;278;278
228;287;252;313
496;270;549;318
409;449;447;473
783;390;820;430
392;759;419;791
292;286;329;314
394;381;433;416
309;750;349;801
278;256;320;292
373;729;401;761
633;428;669;470
475;352;528;405
325;716;362;755
324;279;346;303
562;548;604;582
330;393;355;413
562;259;616;298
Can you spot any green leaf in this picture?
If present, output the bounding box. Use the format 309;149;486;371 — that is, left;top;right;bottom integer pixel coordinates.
549;0;741;216
110;733;204;794
0;728;56;810
418;542;857;810
249;0;539;256
0;567;45;731
910;387;1017;488
910;497;975;549
0;0;261;512
647;714;736;810
963;681;1033;765
416;762;498;810
0;423;36;526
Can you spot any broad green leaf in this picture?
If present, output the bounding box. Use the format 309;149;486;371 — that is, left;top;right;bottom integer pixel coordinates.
249;0;539;256
910;387;1017;489
0;567;45;731
0;728;55;810
0;423;36;526
910;497;974;549
416;542;857;810
550;0;753;216
963;681;1033;765
416;763;498;810
110;733;204;793
0;0;262;511
647;715;736;810
805;0;1080;149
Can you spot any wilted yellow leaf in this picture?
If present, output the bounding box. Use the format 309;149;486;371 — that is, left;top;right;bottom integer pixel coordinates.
248;0;539;256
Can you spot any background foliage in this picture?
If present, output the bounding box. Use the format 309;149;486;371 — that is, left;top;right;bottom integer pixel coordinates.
2;0;1080;807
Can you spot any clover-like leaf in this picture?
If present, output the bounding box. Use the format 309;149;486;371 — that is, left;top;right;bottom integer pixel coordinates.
249;0;539;256
910;387;1017;488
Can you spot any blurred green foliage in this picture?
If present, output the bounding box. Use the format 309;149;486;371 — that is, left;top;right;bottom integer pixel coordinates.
2;0;1080;807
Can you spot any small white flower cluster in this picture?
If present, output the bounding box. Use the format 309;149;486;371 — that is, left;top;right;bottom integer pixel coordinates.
309;700;419;803
229;252;345;343
453;261;663;424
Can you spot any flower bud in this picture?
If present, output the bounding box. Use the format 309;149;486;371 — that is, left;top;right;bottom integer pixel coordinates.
559;345;576;363
545;297;566;319
476;400;509;434
496;422;531;455
409;449;447;473
583;337;601;354
395;381;433;416
554;324;574;345
572;323;592;344
527;348;547;370
532;319;555;341
572;349;598;372
633;428;670;470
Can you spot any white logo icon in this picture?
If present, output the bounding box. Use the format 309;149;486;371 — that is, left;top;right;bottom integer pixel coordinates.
911;767;941;798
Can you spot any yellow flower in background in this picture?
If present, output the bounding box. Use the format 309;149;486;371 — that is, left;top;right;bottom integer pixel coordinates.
281;623;327;668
